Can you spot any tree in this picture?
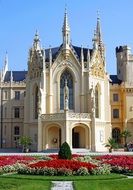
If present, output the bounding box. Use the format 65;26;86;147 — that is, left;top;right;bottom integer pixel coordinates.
19;136;32;152
104;138;118;153
58;142;72;160
120;129;132;148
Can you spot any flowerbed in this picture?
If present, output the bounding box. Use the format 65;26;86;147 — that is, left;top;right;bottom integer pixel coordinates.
0;155;133;176
0;156;36;174
96;155;133;174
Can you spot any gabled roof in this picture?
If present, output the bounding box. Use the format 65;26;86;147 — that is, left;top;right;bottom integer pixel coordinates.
72;45;92;62
45;44;93;62
110;75;122;85
45;46;62;62
4;71;27;82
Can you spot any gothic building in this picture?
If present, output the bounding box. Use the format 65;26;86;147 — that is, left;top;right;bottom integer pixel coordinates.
0;10;120;152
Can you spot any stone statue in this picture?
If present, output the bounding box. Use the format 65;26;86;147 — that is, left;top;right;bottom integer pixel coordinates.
89;84;95;116
38;90;41;115
64;79;69;110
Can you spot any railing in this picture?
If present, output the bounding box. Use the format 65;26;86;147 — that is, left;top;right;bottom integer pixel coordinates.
41;112;91;121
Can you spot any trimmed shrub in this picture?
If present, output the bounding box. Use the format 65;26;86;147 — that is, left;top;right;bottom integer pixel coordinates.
58;142;72;160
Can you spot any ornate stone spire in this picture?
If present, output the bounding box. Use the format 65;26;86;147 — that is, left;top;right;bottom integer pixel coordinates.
4;52;8;70
92;30;98;50
96;12;102;43
10;70;13;82
49;45;52;67
96;12;105;60
33;30;41;51
62;8;70;48
81;45;84;64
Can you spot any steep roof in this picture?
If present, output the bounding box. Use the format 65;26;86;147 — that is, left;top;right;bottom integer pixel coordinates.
110;75;122;85
45;44;92;62
4;71;27;82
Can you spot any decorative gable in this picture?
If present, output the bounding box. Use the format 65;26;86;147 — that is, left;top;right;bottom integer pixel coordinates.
90;50;105;78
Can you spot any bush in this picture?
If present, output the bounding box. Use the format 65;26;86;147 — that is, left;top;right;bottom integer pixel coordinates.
75;155;92;163
58;142;72;160
91;164;111;175
57;168;72;176
76;167;90;176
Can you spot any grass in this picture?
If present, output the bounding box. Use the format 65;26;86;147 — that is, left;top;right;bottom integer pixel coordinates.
0;174;132;190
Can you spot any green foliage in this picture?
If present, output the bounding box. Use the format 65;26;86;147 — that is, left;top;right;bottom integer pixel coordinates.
19;136;32;152
91;164;111;175
76;167;90;176
58;142;72;160
75;155;92;162
120;129;132;147
104;138;118;152
57;168;72;176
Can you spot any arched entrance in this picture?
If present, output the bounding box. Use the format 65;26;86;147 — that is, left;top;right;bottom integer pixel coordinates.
47;126;61;149
72;126;87;148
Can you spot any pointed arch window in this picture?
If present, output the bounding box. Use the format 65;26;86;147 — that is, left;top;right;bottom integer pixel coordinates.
60;70;74;110
34;86;39;119
95;85;99;118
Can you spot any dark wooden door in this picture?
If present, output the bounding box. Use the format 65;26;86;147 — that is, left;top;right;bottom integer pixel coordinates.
72;130;79;148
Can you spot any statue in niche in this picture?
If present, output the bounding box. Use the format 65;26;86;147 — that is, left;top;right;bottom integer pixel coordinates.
89;84;95;116
38;90;41;115
64;79;69;111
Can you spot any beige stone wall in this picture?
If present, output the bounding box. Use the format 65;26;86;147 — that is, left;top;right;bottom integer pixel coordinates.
0;82;26;148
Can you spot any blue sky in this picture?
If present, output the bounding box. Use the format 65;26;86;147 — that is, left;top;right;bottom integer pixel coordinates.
0;0;133;74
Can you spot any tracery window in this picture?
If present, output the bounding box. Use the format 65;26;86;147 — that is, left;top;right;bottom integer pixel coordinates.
60;70;74;110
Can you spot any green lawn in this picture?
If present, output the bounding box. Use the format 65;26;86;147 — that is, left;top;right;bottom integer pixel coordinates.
0;174;132;190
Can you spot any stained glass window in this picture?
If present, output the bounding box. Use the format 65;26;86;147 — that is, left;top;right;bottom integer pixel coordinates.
60;70;74;110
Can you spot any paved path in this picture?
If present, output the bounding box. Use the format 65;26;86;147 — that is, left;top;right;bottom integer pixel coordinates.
0;148;133;156
51;181;73;190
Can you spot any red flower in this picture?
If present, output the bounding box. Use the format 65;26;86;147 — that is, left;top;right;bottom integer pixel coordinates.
28;159;96;172
96;155;133;170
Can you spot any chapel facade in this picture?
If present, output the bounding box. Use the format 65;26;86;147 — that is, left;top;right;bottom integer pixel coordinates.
0;10;119;152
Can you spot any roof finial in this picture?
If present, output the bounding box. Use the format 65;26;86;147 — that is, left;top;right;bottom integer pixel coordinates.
96;10;101;40
92;30;98;50
10;70;13;82
62;7;70;47
81;45;84;64
4;51;8;70
49;45;52;67
33;30;41;50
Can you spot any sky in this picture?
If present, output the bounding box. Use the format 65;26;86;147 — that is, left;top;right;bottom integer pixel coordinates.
0;0;133;74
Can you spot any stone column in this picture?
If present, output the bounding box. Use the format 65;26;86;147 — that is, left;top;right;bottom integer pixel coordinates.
90;85;96;151
38;116;43;151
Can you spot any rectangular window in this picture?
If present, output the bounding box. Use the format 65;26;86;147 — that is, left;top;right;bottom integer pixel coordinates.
15;91;20;100
113;109;119;118
14;126;20;135
14;107;20;118
4;91;8;99
113;94;119;102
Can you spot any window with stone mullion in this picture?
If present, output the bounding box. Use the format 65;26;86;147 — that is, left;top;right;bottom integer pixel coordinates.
60;70;74;110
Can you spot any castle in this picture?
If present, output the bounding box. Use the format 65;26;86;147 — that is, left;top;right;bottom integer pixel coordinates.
0;10;132;152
